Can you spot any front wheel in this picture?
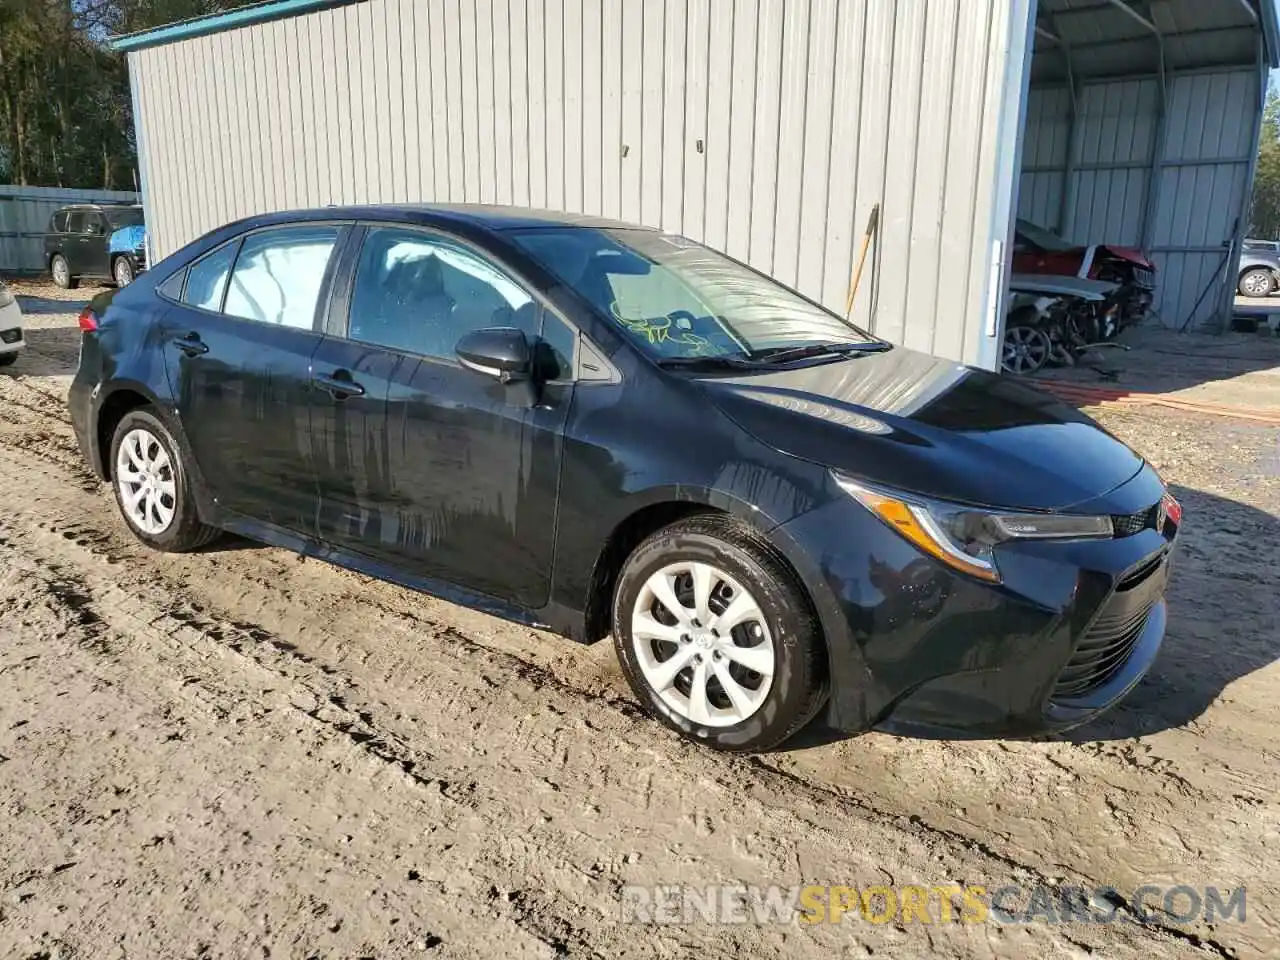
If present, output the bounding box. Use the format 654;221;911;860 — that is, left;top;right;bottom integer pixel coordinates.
1238;267;1274;298
113;256;135;287
612;514;826;751
109;408;220;552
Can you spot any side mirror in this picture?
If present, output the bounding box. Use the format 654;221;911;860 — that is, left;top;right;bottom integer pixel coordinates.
456;327;532;382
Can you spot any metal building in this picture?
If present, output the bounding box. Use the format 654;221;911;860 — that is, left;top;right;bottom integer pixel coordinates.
113;0;1279;369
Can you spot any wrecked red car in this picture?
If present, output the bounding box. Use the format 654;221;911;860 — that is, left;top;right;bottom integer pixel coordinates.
1012;219;1155;327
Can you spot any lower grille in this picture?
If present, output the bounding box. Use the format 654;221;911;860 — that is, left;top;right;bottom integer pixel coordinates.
0;327;21;344
1053;553;1167;700
1111;503;1157;537
1132;267;1155;289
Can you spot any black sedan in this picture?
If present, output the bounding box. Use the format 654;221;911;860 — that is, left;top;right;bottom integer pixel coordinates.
67;205;1180;751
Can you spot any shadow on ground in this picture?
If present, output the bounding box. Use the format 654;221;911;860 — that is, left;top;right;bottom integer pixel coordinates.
1028;325;1280;401
15;295;91;315
4;325;82;378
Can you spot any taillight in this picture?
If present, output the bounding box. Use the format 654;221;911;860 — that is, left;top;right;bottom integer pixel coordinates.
78;307;98;332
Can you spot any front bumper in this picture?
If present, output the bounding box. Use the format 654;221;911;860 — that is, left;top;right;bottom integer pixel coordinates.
771;466;1176;738
0;326;24;355
0;299;24;355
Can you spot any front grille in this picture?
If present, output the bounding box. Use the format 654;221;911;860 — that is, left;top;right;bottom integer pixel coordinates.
1052;553;1168;700
1133;267;1155;289
1111;504;1158;537
0;327;21;344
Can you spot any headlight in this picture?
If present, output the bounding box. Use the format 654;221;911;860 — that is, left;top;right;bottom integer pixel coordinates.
834;472;1112;583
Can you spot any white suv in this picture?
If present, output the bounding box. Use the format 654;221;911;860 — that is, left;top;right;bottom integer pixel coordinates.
0;281;25;367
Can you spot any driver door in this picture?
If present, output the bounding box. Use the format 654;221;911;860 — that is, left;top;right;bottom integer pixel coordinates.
326;225;576;609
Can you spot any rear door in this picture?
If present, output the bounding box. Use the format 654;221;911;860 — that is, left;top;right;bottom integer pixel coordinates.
322;224;575;608
159;223;347;533
82;211;111;277
64;211;89;274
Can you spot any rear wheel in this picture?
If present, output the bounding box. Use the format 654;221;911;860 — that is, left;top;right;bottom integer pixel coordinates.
51;254;77;289
109;408;220;552
1238;267;1274;298
612;514;826;751
0;354;16;368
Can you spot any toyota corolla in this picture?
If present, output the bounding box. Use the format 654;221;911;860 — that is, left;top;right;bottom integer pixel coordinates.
67;205;1180;751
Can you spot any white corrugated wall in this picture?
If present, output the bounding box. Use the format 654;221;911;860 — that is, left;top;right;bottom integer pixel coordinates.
1018;67;1262;329
129;0;1031;366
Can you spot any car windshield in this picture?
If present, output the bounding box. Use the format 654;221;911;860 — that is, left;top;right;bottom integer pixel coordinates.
508;227;877;360
1015;219;1075;252
104;207;145;229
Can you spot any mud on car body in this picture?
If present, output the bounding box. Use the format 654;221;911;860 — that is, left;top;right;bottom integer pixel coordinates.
67;205;1180;751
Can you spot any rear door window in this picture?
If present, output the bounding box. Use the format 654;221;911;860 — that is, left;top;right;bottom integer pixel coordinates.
50;212;68;233
223;226;340;329
66;211;86;234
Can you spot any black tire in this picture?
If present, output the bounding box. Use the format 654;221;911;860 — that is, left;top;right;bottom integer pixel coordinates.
612;514;827;752
113;255;135;287
108;408;221;552
1238;267;1274;298
51;254;77;289
0;354;16;368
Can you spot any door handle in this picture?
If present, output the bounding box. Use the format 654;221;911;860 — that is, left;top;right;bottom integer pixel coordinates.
313;369;366;399
173;331;209;356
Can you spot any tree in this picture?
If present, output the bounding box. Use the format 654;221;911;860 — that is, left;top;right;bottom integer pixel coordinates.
1249;90;1280;240
0;0;255;189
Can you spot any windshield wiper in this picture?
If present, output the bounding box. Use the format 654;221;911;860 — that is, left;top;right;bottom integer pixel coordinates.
655;355;760;371
750;342;891;365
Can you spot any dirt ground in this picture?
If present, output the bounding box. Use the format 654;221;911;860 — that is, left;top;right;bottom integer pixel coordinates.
1;278;1278;959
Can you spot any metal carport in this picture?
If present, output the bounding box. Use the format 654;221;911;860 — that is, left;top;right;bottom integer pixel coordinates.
113;0;1279;367
1016;0;1280;331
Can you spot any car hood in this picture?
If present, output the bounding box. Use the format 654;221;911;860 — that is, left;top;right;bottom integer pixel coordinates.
1008;274;1118;301
1099;244;1155;270
698;348;1145;511
108;225;146;254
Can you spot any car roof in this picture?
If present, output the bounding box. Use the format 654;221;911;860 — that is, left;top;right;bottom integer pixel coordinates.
57;202;142;211
243;203;657;234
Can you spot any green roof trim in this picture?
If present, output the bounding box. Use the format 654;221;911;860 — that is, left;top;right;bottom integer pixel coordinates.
109;0;358;52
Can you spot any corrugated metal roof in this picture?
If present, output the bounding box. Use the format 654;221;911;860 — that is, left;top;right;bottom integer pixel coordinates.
1034;0;1276;82
108;0;358;52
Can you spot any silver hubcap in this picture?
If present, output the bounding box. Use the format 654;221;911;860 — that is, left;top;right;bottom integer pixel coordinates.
1243;272;1269;296
116;260;131;285
115;428;177;535
631;561;775;728
1002;326;1050;375
53;258;68;284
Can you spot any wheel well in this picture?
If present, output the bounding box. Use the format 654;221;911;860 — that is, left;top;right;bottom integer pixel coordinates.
96;390;152;479
581;501;824;652
583;503;722;643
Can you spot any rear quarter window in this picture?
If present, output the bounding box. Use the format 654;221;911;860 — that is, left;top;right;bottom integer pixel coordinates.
182;243;238;312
